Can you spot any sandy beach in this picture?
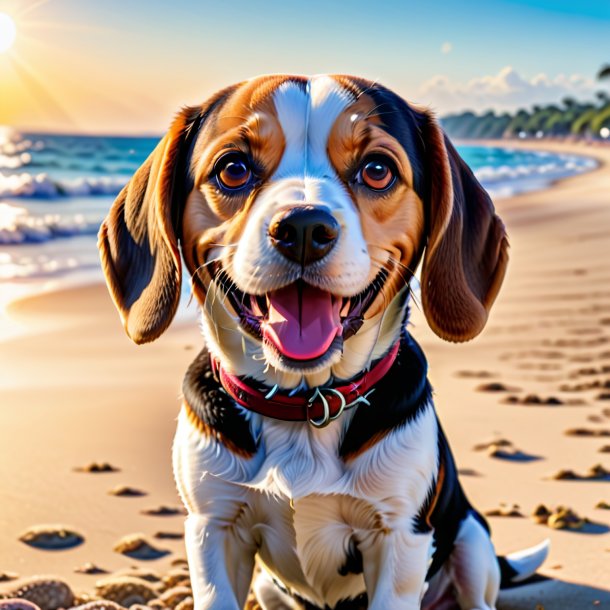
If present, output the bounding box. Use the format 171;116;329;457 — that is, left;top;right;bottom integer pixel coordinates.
1;140;609;608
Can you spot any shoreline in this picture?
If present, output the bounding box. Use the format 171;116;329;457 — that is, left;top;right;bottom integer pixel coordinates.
1;140;609;607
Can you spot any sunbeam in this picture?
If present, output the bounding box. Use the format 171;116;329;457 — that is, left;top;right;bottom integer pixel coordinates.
9;53;76;127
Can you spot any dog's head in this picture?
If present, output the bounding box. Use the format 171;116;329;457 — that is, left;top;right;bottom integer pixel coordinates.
99;75;508;389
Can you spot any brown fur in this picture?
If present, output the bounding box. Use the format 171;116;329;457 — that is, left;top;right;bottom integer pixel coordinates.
420;113;509;342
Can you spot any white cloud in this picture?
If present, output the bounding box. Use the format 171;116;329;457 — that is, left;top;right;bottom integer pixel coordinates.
440;42;452;54
417;66;598;114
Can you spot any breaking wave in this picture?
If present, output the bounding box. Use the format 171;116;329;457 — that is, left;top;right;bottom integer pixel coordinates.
0;172;127;199
0;203;100;245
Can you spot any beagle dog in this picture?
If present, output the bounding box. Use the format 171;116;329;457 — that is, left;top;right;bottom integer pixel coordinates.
99;75;548;610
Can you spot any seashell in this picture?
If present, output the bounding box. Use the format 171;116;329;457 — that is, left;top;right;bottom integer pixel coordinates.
159;588;191;609
0;576;74;610
174;598;193;610
0;600;41;610
140;507;186;517
113;535;170;561
95;577;158;607
72;602;126;610
74;462;119;473
108;486;147;497
169;559;188;568
19;525;84;550
74;563;108;575
595;500;610;509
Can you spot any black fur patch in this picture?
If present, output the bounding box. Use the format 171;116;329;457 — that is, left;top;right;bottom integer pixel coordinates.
339;333;431;460
182;348;258;455
425;426;474;580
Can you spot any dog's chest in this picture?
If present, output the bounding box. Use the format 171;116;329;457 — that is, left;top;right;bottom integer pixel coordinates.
176;405;438;607
258;413;438;604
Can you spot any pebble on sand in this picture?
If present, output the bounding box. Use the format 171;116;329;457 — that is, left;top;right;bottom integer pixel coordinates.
73;564;109;576
551;464;610;481
0;577;74;610
74;462;119;473
484;503;523;518
95;575;159;606
564;428;610;437
531;504;589;529
107;486;147;497
113;535;170;560
140;507;186;517
153;532;184;540
19;526;84;550
536;505;591;530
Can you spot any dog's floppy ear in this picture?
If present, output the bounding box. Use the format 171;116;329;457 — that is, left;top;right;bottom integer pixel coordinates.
420;112;509;342
98;107;202;344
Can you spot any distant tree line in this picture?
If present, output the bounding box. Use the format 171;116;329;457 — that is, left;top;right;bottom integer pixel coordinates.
441;92;610;140
442;65;610;140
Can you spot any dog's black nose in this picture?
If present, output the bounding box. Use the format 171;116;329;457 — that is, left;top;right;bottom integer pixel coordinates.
269;206;339;265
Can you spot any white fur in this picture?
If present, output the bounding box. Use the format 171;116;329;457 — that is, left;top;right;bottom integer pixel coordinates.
504;539;550;583
174;400;440;610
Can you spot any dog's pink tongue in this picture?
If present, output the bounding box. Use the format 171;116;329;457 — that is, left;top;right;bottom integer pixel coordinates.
263;283;342;360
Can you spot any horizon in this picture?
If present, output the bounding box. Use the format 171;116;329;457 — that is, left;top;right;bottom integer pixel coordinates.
0;0;609;135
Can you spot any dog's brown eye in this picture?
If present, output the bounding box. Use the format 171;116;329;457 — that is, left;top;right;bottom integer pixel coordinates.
360;157;395;191
215;152;251;190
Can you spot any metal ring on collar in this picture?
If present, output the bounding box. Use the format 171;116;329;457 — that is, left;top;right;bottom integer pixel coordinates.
307;387;331;428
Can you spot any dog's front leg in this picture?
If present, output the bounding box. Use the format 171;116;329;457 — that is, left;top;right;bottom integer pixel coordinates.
360;529;432;610
185;513;256;610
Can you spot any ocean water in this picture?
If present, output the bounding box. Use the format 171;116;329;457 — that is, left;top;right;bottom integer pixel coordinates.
0;127;598;299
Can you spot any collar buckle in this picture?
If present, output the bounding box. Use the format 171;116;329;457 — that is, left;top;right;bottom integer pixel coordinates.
307;387;347;428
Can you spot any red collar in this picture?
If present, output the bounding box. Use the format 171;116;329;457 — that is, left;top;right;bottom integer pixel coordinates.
211;341;400;428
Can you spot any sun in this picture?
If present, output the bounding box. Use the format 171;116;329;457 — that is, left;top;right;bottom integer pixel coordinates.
0;12;17;53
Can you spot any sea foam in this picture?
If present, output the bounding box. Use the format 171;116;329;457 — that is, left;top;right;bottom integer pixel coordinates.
0;203;99;245
0;173;127;199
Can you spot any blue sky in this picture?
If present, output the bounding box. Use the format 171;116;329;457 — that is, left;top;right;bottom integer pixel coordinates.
0;0;608;133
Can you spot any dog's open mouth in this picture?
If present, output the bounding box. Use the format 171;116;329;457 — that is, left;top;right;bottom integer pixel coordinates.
214;266;388;367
